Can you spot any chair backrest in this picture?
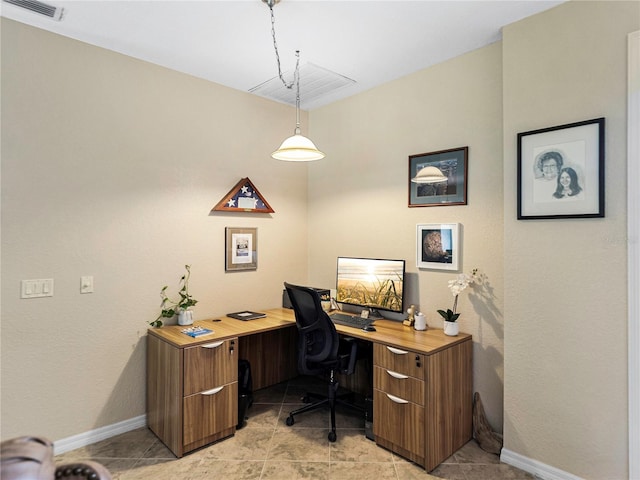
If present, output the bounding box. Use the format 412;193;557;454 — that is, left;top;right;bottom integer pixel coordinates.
284;282;339;375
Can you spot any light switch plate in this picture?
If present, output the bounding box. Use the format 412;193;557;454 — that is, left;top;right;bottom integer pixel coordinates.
80;276;94;294
21;279;54;298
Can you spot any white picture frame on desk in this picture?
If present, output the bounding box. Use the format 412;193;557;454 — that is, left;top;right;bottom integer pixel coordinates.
416;223;460;271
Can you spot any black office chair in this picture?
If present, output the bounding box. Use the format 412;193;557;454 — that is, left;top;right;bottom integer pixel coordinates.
284;282;364;442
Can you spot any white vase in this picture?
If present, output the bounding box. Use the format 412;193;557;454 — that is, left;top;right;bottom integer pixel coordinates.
178;309;193;326
443;320;459;336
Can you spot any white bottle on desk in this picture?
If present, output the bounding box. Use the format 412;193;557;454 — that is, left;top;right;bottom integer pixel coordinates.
414;312;427;331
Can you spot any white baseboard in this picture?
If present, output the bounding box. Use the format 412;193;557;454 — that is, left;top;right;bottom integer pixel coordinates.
53;415;147;455
500;448;585;480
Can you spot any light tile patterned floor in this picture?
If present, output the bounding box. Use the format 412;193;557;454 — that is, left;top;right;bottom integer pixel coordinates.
55;376;533;479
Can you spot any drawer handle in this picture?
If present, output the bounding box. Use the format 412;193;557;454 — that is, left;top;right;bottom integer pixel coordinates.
201;386;224;396
386;369;409;380
386;346;409;355
201;341;224;349
386;393;409;404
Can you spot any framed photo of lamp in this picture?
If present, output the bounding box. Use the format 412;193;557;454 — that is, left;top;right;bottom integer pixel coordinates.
416;223;460;271
408;147;468;207
225;227;257;272
517;117;605;219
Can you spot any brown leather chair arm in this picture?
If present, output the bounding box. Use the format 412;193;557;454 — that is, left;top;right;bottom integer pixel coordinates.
1;436;111;480
1;436;56;479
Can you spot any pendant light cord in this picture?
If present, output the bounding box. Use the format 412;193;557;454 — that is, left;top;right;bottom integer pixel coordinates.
267;2;302;133
268;2;299;90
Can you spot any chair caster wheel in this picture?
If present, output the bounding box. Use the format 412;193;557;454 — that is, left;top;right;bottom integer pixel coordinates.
301;395;310;403
286;416;295;426
328;431;337;442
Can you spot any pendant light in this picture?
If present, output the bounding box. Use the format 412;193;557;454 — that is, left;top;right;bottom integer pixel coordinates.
263;0;325;161
411;166;448;184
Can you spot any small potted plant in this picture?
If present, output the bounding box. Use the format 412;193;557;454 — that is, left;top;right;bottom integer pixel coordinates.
437;268;478;336
149;265;198;327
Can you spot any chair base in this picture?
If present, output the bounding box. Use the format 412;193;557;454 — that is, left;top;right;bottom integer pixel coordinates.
286;376;365;442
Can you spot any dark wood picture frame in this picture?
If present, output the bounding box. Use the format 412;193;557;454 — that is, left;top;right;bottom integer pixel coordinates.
408;147;468;207
517;118;605;219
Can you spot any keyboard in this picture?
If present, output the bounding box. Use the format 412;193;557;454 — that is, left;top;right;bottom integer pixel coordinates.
329;312;372;329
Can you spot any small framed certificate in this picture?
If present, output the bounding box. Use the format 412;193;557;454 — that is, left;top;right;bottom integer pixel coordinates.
225;227;257;272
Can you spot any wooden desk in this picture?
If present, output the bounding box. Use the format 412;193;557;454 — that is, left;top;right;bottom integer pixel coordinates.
147;308;472;471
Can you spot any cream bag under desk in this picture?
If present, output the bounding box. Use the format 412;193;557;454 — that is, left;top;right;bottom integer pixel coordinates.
146;308;472;472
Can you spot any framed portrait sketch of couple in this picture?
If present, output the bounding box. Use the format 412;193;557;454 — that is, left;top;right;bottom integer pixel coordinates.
517;117;605;220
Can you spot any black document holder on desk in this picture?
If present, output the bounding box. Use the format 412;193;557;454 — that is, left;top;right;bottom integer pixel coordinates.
227;311;267;321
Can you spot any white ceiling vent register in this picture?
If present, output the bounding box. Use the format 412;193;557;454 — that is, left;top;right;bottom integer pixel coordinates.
250;62;356;109
2;0;64;20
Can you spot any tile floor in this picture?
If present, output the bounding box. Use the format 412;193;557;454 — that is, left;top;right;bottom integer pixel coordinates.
55;376;533;479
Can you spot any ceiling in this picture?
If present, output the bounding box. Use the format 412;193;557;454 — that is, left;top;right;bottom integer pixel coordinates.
1;0;565;110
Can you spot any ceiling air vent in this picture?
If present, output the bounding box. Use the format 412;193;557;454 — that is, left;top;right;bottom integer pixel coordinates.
3;0;64;20
250;62;356;109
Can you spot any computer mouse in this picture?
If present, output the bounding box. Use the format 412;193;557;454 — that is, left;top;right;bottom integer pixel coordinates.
362;324;376;332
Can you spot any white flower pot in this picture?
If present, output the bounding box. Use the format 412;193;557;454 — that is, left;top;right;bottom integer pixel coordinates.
178;309;193;326
443;320;459;336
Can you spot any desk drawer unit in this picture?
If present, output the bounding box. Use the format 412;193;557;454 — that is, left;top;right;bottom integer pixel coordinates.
183;339;238;452
373;344;425;465
146;335;238;457
372;339;473;472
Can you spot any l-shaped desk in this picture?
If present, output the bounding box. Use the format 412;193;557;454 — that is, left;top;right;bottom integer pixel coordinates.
147;308;472;472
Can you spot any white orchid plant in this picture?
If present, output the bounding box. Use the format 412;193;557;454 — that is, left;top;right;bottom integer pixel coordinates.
437;268;479;322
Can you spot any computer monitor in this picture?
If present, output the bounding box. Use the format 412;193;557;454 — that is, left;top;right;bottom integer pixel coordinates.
335;256;405;318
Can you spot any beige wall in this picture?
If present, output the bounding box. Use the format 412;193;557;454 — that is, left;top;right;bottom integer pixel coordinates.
0;19;309;440
307;43;506;431
502;2;638;479
1;1;636;477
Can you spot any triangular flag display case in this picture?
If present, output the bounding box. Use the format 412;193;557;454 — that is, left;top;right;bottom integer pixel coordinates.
212;178;274;213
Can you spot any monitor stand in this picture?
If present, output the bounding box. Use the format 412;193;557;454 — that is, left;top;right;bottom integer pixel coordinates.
362;308;384;320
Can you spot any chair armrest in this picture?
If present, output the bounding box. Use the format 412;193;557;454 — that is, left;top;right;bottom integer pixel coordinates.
337;337;359;375
1;436;112;480
1;436;55;480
